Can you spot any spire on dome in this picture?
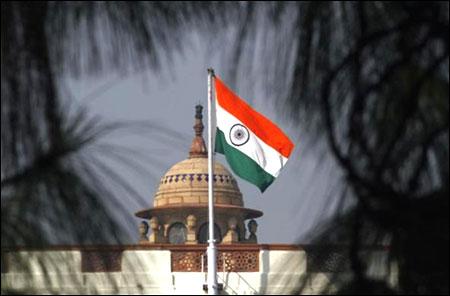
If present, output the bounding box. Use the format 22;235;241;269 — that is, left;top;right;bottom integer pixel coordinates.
189;105;207;158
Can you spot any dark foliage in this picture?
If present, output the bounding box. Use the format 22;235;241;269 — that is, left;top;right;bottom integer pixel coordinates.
1;1;448;294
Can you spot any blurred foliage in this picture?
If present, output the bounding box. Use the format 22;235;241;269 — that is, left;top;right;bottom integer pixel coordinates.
1;1;448;295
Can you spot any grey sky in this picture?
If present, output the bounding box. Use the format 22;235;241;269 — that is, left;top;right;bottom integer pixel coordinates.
66;36;344;244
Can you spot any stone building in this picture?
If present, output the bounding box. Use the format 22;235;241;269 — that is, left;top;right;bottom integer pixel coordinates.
135;105;262;245
0;106;397;295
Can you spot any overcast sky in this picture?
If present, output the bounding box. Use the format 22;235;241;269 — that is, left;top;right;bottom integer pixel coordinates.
66;35;345;244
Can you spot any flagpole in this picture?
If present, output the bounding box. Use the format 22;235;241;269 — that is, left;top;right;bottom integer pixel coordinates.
207;67;218;295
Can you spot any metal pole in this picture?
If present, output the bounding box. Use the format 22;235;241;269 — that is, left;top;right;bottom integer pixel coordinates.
207;68;218;295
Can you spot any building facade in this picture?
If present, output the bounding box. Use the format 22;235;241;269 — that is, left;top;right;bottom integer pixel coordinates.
0;106;396;294
135;105;262;246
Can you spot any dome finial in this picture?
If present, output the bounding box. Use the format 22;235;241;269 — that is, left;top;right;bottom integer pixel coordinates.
189;104;207;158
195;105;203;120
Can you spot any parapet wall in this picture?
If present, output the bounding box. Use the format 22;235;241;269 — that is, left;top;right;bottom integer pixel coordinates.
1;244;393;294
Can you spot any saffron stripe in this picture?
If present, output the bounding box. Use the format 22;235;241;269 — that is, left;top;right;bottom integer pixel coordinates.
215;76;294;158
216;102;288;178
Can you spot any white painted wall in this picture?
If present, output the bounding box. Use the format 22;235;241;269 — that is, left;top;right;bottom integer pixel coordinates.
1;248;396;295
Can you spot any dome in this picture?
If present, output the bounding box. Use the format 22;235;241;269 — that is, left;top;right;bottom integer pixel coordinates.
135;105;262;245
153;158;244;207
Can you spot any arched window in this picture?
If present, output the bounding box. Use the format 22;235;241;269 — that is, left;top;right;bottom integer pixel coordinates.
197;223;222;244
168;222;187;244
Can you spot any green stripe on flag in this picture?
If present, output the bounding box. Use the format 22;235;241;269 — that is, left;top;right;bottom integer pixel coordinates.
215;128;275;192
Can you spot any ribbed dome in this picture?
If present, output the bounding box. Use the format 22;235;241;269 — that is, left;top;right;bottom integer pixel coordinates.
135;105;262;244
153;158;244;208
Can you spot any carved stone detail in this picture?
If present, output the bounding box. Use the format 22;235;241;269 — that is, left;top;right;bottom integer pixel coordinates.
223;217;239;244
171;250;259;272
139;221;149;243
148;217;160;243
186;215;197;244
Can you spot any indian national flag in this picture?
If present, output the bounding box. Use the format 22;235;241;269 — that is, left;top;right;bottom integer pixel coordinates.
214;76;294;192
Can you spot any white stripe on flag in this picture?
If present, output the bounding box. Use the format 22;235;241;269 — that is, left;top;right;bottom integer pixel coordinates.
216;102;289;178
